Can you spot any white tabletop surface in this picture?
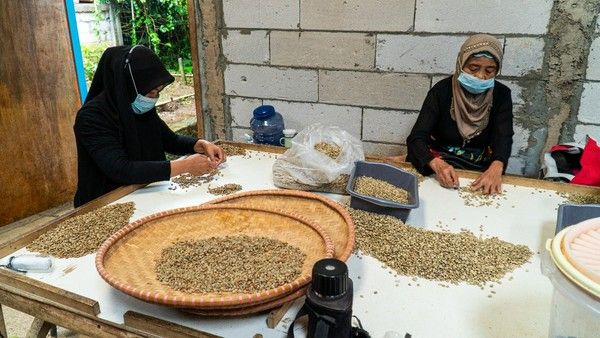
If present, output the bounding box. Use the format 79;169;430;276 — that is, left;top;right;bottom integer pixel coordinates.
2;150;570;338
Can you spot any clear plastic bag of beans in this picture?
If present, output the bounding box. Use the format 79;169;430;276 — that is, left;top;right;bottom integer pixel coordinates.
273;124;364;193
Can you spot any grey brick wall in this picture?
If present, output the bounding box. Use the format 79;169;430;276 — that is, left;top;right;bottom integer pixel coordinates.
217;0;598;176
577;28;600;145
414;0;553;34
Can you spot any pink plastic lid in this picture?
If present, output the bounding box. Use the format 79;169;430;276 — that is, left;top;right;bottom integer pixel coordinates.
563;217;600;284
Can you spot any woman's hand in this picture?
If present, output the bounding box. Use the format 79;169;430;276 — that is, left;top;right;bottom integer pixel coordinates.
385;155;407;163
470;160;504;194
170;154;218;177
194;140;226;164
429;157;459;189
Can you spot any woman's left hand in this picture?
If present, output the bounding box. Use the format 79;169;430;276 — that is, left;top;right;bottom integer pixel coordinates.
385;155;407;163
194;140;226;164
470;160;504;194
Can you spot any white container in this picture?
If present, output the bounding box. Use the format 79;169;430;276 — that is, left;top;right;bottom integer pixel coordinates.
543;217;600;338
280;129;297;148
542;251;600;338
0;254;53;273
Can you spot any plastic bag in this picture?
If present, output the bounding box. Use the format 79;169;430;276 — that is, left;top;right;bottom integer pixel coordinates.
541;143;582;182
273;124;364;193
541;136;600;187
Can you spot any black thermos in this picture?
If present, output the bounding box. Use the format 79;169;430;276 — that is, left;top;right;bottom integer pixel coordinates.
305;258;353;338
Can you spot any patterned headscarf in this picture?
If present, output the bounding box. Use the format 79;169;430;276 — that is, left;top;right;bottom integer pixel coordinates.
450;34;503;141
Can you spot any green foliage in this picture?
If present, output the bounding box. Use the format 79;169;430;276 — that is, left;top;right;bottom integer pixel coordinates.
167;57;193;74
81;42;110;83
98;0;191;71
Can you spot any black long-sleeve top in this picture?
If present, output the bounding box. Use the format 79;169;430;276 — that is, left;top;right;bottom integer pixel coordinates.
73;92;196;207
406;76;513;175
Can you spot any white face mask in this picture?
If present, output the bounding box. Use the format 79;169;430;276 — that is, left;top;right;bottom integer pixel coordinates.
127;62;158;114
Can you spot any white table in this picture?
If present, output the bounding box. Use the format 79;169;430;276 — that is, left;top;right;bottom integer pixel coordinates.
0;149;577;337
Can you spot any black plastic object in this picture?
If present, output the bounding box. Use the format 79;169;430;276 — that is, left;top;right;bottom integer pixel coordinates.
306;258;353;338
346;161;419;222
311;259;349;298
556;204;600;234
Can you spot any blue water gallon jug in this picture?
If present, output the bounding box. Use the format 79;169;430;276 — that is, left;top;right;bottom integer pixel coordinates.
250;105;285;146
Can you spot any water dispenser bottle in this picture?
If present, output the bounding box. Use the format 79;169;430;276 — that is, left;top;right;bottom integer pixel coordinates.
250;105;285;146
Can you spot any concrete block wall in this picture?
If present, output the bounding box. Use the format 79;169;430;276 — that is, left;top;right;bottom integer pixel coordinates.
577;20;600;145
75;4;120;45
217;0;589;176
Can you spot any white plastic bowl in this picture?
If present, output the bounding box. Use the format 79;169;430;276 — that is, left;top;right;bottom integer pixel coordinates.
543;216;600;338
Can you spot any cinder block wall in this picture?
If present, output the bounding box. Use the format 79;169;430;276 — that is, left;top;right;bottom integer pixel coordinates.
209;0;600;176
579;21;600;144
75;3;119;45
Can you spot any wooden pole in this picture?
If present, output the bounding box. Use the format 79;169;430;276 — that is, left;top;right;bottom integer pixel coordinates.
178;57;186;85
25;318;53;338
0;286;143;337
123;311;220;338
187;0;205;139
129;0;136;43
266;300;295;328
0;304;7;338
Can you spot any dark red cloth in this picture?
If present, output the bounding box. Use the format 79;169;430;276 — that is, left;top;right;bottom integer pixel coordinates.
550;144;576;152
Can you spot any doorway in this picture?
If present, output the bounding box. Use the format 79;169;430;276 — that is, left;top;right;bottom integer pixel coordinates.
71;0;201;137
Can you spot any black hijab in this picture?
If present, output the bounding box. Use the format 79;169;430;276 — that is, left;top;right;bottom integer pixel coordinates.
83;45;174;160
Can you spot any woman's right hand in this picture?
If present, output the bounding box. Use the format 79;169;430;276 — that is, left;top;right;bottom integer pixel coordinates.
429;157;459;189
170;154;218;177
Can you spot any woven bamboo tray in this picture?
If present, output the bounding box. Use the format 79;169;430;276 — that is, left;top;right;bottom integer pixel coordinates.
95;205;334;309
187;287;308;316
207;189;355;261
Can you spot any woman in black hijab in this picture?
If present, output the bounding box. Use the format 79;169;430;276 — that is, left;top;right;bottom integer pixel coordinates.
73;45;225;207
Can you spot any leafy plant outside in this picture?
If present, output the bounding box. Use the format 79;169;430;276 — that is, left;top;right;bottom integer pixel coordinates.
95;0;191;72
81;42;110;83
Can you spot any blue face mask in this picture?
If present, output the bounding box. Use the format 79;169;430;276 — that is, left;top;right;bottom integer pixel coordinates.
457;71;495;94
131;94;158;114
127;62;158;114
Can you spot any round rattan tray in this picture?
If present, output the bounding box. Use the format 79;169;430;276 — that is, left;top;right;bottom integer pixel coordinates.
95;204;334;309
207;189;355;261
188;287;308;316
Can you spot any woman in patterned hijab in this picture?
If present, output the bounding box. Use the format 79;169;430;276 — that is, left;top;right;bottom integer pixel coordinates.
406;34;513;194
